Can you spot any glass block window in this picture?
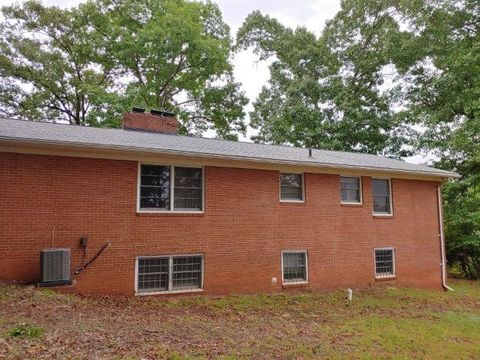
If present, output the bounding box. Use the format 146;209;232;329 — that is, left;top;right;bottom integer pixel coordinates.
374;248;395;278
174;167;202;210
372;178;392;214
172;256;202;290
137;257;169;293
340;176;362;203
280;173;304;201
136;255;203;294
139;164;202;211
282;251;308;284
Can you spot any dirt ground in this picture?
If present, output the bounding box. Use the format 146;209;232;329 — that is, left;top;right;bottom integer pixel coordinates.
0;279;479;359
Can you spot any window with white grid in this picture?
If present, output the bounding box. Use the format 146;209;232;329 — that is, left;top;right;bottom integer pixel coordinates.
172;256;203;290
374;248;395;278
282;251;308;284
136;255;203;294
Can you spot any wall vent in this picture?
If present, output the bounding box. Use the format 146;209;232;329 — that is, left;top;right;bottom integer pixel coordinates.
39;248;72;286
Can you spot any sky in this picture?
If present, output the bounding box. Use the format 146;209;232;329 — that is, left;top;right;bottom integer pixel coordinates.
0;0;427;163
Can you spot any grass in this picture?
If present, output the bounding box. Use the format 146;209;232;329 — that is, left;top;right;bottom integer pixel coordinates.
8;324;43;339
0;279;479;359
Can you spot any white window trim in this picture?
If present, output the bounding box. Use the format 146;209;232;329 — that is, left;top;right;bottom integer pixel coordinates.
134;254;205;295
374;247;396;279
281;250;309;285
340;176;363;205
137;162;205;213
371;177;394;216
279;172;305;203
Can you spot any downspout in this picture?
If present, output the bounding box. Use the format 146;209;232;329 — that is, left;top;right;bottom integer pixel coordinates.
437;185;454;291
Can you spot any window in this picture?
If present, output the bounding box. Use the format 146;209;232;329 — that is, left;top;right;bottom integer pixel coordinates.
280;173;304;201
136;255;203;294
174;167;202;210
139;164;202;212
371;178;392;215
282;251;308;284
172;256;203;290
340;176;362;203
374;248;395;278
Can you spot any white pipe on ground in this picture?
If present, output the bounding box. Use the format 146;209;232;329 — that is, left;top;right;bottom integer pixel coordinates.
437;185;454;291
347;288;353;301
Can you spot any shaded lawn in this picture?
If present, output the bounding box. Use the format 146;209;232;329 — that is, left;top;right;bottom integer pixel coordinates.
0;279;479;359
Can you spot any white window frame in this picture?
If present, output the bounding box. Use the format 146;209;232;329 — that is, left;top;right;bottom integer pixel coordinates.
279;172;305;203
137;162;205;213
371;177;393;216
373;247;396;279
339;176;363;205
134;254;205;295
281;250;309;285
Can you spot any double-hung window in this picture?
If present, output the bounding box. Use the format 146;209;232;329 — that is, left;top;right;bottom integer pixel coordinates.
282;251;308;284
340;176;362;204
136;255;203;294
371;178;392;215
139;164;203;212
374;248;395;278
280;173;304;201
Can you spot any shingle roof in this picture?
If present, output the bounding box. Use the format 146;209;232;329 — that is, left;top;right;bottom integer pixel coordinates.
0;118;458;178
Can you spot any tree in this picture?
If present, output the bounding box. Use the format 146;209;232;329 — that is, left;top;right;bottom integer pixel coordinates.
85;0;247;138
0;0;118;125
394;0;480;278
236;1;414;156
0;0;248;139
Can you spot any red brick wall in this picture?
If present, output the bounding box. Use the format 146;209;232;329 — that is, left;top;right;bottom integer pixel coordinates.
0;152;444;295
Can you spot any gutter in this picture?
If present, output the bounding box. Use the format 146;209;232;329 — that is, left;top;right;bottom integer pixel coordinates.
437;185;454;291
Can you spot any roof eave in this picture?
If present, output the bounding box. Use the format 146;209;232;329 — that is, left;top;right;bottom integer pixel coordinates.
0;136;461;180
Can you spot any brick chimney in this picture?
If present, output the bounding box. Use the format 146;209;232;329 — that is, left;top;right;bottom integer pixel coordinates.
122;108;178;134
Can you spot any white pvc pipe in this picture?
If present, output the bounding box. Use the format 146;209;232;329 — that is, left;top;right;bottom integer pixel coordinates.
437;185;454;291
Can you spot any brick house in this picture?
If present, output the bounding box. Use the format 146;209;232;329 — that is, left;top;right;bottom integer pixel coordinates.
0;111;458;296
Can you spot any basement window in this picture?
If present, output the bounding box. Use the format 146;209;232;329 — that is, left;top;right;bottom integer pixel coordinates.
280;173;304;201
340;176;362;204
136;255;203;294
282;251;308;284
372;178;392;215
138;164;203;212
374;248;395;278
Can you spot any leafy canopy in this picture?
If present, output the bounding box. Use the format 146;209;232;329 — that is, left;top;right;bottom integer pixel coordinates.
236;1;416;156
0;0;247;139
0;0;117;125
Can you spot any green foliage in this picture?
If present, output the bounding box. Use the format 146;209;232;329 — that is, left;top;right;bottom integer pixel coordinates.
444;177;480;279
393;0;480;279
0;0;247;138
0;0;118;125
8;323;44;339
236;1;415;156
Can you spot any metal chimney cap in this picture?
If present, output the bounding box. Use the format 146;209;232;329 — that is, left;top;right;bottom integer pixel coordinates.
150;109;176;117
132;107;146;113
